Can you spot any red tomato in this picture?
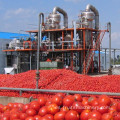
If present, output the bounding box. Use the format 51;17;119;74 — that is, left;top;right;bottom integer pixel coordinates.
88;111;101;120
88;96;97;106
108;106;117;115
47;103;59;115
2;105;10;112
37;97;46;107
22;104;30;113
7;103;13;110
98;95;111;106
54;111;65;120
45;101;52;106
52;96;63;106
30;101;40;111
113;112;120;120
38;106;48;116
97;105;109;114
13;103;18;108
56;93;65;99
82;97;89;106
60;106;69;113
1;116;10;120
63;95;75;107
44;114;54;120
34;115;42;120
101;113;113;120
116;102;120;112
65;110;79;120
40;117;50;120
20;113;28;120
72;101;84;113
80;109;91;120
10;112;20;119
26;108;37;116
17;103;24;109
74;94;82;102
25;116;35;120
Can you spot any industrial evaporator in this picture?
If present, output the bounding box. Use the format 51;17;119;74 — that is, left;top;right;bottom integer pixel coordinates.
2;4;109;74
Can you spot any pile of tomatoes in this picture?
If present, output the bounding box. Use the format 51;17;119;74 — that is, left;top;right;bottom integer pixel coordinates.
0;93;120;120
0;69;120;98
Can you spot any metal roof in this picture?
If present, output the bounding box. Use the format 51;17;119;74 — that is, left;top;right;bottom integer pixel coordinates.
0;32;30;39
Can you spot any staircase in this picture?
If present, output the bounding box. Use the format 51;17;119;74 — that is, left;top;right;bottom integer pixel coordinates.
82;30;106;74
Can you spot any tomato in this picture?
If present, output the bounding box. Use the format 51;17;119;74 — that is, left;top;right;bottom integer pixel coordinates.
10;112;20;119
80;109;91;120
88;111;101;120
17;103;24;109
108;106;117;115
113;112;120;120
2;105;10;112
116;102;120;112
73;94;82;102
101;113;113;120
22;104;30;113
13;103;18;108
97;105;109;114
34;115;42;120
72;101;84;113
52;96;63;106
82;97;89;106
40;117;50;120
1;116;10;120
47;103;59;115
60;106;69;113
0;104;4;112
88;96;97;106
98;95;111;106
63;95;75;107
45;101;52;106
44;114;54;120
26;108;37;116
65;110;79;120
54;111;65;120
20;113;28;120
38;106;48;116
37;97;47;107
25;116;35;120
7;103;13;110
30;101;40;111
56;93;65;99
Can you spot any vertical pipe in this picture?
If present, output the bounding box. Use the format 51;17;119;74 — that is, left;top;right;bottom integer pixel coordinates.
73;21;77;47
62;31;64;49
107;22;112;74
83;30;86;74
99;47;100;73
105;49;107;70
17;52;19;73
30;52;32;70
36;13;44;89
71;30;74;70
113;49;115;65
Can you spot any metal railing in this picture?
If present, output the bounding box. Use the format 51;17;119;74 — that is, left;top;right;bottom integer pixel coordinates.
0;87;120;97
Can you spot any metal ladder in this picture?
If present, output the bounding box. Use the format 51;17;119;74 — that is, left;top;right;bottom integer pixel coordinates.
82;30;106;74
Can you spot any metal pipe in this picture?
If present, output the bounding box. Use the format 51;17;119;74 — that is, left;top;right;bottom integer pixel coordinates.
0;87;120;96
86;4;99;30
107;22;112;74
53;7;68;28
36;13;44;89
73;21;77;47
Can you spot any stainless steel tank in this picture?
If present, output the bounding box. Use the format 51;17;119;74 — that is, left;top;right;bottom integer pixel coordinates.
81;11;94;28
45;13;61;29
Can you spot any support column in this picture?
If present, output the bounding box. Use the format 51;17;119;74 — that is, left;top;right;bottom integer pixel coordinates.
17;52;19;73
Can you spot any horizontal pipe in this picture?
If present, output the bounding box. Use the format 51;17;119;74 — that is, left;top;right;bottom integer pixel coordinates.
0;87;120;96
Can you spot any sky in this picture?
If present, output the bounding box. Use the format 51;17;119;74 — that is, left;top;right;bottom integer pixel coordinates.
0;0;120;49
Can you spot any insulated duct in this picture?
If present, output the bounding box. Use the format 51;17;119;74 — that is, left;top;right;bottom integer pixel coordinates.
53;7;68;28
86;4;99;29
